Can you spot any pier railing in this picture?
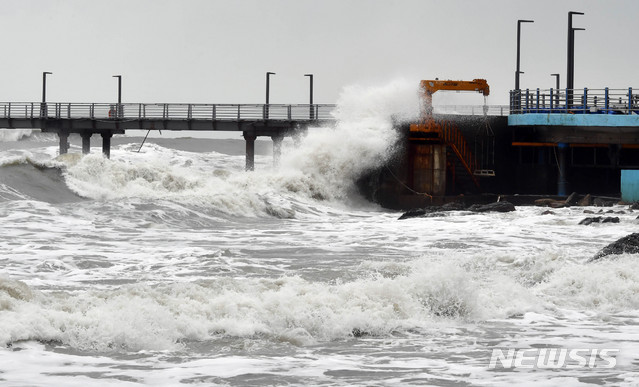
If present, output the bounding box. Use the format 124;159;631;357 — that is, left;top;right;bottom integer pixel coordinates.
510;88;639;115
0;103;337;121
433;105;510;116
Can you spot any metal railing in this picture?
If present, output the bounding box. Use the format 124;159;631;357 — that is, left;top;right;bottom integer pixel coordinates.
0;103;337;121
433;105;510;116
510;88;639;115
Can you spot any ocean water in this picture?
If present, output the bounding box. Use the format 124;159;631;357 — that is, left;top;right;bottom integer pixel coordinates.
0;81;638;386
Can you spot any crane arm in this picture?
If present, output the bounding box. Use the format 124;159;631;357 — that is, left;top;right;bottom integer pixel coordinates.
420;79;490;96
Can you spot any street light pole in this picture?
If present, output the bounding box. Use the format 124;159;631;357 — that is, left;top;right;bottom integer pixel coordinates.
42;72;52;104
551;73;560;107
551;73;560;90
567;11;584;109
304;73;314;119
41;71;52;118
515;19;534;91
265;72;275;119
112;75;122;105
112;75;122;118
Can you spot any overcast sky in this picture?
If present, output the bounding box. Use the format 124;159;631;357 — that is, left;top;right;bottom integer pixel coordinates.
2;0;638;105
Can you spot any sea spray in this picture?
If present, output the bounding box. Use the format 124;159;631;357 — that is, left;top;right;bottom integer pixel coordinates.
278;79;420;201
60;80;421;215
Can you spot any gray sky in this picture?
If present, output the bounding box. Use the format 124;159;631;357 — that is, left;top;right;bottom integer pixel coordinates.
2;0;638;105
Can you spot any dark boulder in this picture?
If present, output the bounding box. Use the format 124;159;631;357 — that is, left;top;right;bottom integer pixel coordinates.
565;192;579;206
579;216;620;225
398;208;427;220
577;194;593;206
467;201;516;213
593;198;614;207
590;233;639;261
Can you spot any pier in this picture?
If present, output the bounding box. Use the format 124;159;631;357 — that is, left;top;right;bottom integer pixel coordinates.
0;102;334;169
508;87;639;196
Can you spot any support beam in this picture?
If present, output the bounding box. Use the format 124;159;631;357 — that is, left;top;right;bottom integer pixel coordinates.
557;142;569;196
101;132;112;159
58;131;69;155
244;131;256;171
272;134;283;168
81;132;91;154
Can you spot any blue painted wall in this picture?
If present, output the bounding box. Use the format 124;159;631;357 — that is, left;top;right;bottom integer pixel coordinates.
621;170;639;202
509;113;639;127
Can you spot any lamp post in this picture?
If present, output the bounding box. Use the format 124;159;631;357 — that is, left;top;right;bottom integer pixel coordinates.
566;11;584;109
515;19;534;91
112;75;122;118
304;73;314;119
265;71;275;119
551;73;560;107
41;71;52;118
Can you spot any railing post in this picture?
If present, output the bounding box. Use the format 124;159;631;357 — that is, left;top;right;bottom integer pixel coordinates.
237;105;241;120
67;104;71;118
629;87;633;114
287;105;291;120
7;103;11;119
187;104;192;120
138;104;141;119
212;105;216;120
536;88;540;112
605;87;609;113
525;89;530;112
550;88;554;110
565;88;569;113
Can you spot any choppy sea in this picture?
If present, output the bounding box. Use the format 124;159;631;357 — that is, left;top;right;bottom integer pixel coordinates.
0;81;638;386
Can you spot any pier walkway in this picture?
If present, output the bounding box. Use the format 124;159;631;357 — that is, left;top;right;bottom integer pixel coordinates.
0;102;335;169
509;87;639;143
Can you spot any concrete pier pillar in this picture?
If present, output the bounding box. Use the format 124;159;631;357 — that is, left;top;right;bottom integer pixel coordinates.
101;132;112;159
58;131;69;155
557;142;569;196
244;132;256;171
81;132;92;154
271;135;283;168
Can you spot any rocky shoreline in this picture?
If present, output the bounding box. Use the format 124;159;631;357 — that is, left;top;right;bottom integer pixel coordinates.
398;192;639;262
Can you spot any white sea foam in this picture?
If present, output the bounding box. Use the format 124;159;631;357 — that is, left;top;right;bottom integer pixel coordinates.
58;80;420;217
0;129;32;142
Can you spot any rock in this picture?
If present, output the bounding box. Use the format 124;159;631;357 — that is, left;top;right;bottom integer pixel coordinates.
594;198;614;207
541;210;555;215
549;201;567;208
565;192;579;206
467;201;516;213
590;233;639;261
579;216;620;225
577;194;593;206
631;202;639;210
583;209;595;214
441;202;465;211
534;198;558;207
398;208;427;220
